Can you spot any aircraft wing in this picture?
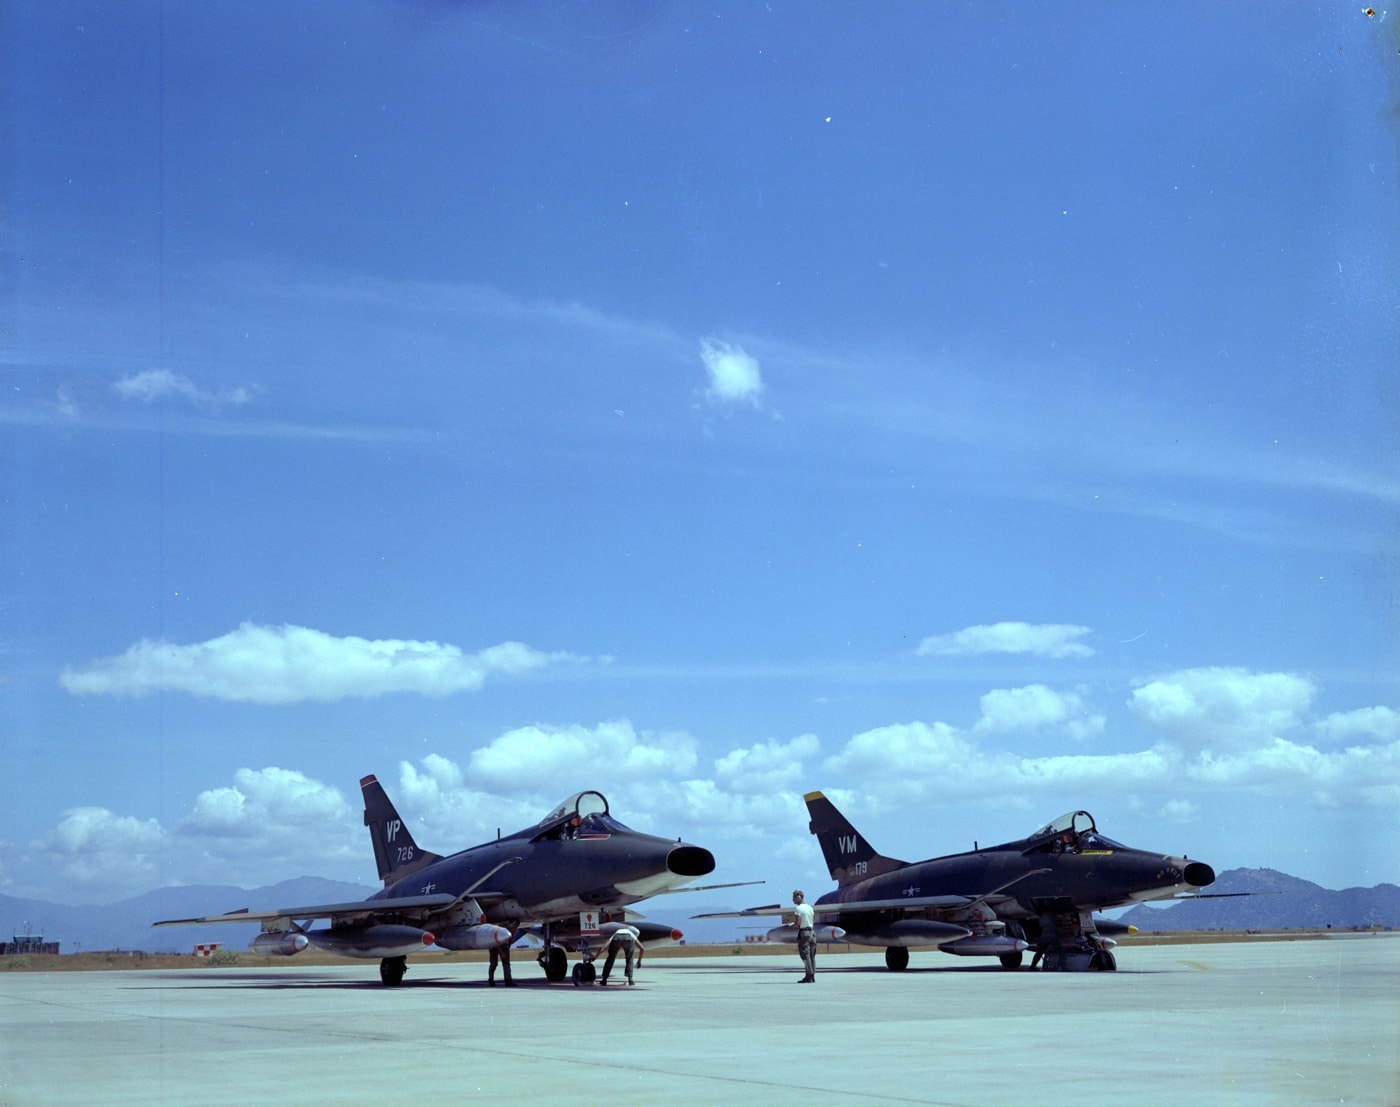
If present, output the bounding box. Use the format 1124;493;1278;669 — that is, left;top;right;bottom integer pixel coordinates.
694;895;972;920
694;887;1032;921
153;893;459;927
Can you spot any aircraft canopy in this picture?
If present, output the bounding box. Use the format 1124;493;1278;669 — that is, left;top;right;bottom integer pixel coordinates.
1026;810;1126;851
539;791;610;825
530;791;635;841
1031;811;1097;840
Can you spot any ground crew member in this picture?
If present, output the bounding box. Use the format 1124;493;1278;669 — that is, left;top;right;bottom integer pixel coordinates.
488;935;515;987
600;925;639;986
793;889;816;983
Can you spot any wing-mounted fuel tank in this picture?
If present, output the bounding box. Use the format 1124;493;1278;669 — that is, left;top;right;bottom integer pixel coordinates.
305;925;436;959
434;923;515;951
767;924;847;944
250;932;309;956
844;919;971;947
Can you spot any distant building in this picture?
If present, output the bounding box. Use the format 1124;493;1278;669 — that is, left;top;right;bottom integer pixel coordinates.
3;933;60;956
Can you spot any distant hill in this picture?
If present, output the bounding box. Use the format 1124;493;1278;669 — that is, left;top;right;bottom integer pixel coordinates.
0;877;376;954
1119;868;1400;931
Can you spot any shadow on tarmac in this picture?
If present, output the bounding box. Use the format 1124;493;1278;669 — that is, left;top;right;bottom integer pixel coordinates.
131;971;621;991
668;961;1153;976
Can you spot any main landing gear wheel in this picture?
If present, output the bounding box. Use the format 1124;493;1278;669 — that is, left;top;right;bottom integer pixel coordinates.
541;946;568;982
999;952;1024;970
884;946;910;972
571;962;597;986
1090;949;1117;971
380;956;407;986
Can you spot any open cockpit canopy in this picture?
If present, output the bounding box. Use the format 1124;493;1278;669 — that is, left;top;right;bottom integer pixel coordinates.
1024;810;1127;853
532;790;632;840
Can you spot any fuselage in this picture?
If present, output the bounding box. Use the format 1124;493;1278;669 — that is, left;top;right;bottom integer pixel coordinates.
373;828;714;927
818;844;1214;922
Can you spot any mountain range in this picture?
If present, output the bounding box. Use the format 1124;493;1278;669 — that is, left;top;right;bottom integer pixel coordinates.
0;878;377;954
1118;867;1400;932
2;868;1395;955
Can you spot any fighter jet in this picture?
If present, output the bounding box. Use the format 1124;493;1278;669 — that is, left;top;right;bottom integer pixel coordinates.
697;790;1216;972
155;775;735;985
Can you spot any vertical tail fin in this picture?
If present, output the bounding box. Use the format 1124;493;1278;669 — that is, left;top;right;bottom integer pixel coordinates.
805;791;907;887
360;774;444;886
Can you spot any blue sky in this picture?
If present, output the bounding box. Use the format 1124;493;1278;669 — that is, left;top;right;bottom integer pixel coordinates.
3;2;1398;909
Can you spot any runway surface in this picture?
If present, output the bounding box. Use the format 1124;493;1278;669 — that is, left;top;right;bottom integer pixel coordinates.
2;936;1396;1106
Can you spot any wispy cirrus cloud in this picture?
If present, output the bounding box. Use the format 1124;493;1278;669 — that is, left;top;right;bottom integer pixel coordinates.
60;622;580;703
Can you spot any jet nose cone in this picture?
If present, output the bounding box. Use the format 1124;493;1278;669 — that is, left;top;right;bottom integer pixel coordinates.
667;844;716;878
1185;861;1215;888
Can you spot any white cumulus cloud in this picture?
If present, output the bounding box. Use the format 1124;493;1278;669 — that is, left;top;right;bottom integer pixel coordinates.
46;806;163;855
1128;667;1315;754
714;733;821;794
824;718;1173;806
60;623;577;703
825;720;980;785
1314;705;1400;745
699;338;764;406
467;720;699;795
974;684;1105;740
181;768;351;837
26;807;164;901
916;621;1094;659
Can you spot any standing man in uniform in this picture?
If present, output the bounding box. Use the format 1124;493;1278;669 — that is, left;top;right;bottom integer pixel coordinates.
793;889;816;983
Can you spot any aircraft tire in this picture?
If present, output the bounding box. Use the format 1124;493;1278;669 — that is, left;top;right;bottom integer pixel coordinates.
379;956;407;986
884;946;910;972
1090;950;1117;972
544;946;568;982
999;952;1024;970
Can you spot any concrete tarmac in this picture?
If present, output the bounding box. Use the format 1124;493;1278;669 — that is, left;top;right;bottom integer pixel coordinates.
2;936;1396;1106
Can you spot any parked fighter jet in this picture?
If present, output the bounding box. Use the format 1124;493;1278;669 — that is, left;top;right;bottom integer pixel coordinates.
697;791;1216;972
155;775;737;985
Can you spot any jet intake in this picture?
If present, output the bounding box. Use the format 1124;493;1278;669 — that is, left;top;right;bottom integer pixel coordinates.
1184;861;1216;888
936;935;1030;957
306;925;435;958
434;923;514;951
249;932;309;957
666;845;716;878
